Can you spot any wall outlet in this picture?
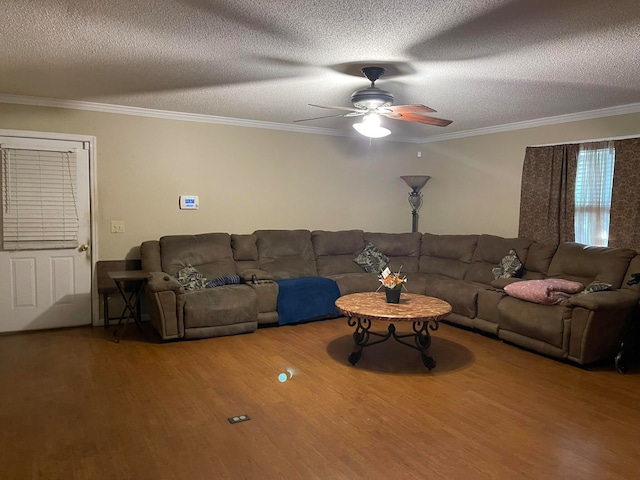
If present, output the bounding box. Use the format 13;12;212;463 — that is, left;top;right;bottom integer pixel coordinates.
110;220;125;233
228;414;250;424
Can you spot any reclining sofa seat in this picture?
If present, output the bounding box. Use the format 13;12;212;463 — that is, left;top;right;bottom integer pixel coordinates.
415;233;640;364
254;230;341;325
474;241;558;335
418;234;534;329
310;230;423;295
141;233;259;340
311;229;376;295
497;242;638;364
418;233;480;325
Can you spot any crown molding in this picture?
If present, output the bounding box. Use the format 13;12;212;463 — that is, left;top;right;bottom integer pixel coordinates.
0;93;347;135
417;103;640;144
0;94;417;143
1;94;638;145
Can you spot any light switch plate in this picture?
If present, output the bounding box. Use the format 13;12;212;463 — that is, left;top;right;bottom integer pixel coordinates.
110;220;125;233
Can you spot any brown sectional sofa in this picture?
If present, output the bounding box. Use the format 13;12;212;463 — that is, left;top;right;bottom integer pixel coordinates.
140;230;640;367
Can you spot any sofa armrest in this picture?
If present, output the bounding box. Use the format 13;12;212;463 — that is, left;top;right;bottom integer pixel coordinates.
145;271;185;340
147;271;184;294
564;289;640;364
237;268;273;283
565;289;639;311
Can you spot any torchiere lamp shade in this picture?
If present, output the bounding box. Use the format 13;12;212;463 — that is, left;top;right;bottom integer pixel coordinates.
400;175;431;191
400;175;431;232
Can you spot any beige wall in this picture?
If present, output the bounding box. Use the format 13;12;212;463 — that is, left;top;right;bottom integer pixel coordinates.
0;103;426;259
1;102;638;259
419;113;640;237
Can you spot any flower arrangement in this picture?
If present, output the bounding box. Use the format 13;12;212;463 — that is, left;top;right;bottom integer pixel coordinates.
376;266;407;291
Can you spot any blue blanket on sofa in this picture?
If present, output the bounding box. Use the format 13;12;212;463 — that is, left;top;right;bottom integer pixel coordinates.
276;277;341;325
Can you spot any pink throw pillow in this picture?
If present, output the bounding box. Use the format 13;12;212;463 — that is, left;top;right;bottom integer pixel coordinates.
504;279;584;305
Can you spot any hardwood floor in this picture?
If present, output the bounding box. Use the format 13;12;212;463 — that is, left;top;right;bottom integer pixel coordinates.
1;319;639;480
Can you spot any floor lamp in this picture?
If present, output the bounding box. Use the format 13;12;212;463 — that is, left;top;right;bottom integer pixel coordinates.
400;175;431;233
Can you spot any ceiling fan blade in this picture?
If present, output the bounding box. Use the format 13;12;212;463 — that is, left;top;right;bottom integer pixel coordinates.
384;112;453;127
385;104;437;114
293;112;353;123
309;104;363;113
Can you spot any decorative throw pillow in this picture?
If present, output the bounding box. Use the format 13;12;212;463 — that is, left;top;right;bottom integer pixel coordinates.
581;280;613;294
353;242;389;273
504;279;584;305
492;249;523;279
175;265;207;290
206;274;242;288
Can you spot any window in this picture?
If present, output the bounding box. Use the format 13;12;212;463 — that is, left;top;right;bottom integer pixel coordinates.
1;146;79;250
574;142;615;246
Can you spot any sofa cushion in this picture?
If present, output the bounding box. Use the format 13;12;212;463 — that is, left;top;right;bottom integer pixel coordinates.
490;277;525;289
247;280;278;315
498;297;566;348
364;232;421;273
422;275;481;318
312;230;365;256
419;233;478;279
255;230;318;279
465;235;533;285
183;285;257;329
160;233;236;278
328;273;380;296
421;233;478;262
140;240;162;272
312;230;366;275
231;234;258;261
353;242;389;273
547;242;636;289
476;288;506;325
317;255;366;276
522;243;558;279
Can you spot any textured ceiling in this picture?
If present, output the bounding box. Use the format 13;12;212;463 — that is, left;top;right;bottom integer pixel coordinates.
2;0;640;141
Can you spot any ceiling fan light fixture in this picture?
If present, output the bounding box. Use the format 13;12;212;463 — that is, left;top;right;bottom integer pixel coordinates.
299;65;451;132
353;113;391;138
351;87;394;109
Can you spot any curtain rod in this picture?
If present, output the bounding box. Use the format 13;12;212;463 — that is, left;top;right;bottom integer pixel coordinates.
530;133;640;147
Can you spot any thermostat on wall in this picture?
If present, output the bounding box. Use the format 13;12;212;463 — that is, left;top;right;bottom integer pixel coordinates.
179;195;199;210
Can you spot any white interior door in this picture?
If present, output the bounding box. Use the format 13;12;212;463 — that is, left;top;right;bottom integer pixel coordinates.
0;136;91;332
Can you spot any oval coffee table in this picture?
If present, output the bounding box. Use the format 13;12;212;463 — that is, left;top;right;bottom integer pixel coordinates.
335;292;452;370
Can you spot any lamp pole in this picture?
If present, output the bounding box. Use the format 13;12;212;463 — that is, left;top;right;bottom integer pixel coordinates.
400;176;431;233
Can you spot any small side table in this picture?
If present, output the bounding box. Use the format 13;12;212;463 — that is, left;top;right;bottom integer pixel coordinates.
108;270;150;343
97;260;142;327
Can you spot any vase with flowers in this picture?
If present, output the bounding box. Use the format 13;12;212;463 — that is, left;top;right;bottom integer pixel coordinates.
377;267;407;303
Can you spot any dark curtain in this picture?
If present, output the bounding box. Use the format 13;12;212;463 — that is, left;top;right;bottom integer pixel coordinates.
518;144;578;245
609;137;640;249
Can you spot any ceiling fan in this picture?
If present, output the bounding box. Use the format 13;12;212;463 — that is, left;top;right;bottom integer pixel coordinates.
295;66;452;138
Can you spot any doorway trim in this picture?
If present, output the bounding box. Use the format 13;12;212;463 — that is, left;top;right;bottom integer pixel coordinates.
0;128;99;326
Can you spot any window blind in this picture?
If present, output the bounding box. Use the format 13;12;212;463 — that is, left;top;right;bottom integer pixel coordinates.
1;147;79;250
574;142;615;246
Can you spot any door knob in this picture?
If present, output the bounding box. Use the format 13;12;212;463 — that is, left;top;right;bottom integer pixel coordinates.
78;243;89;252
